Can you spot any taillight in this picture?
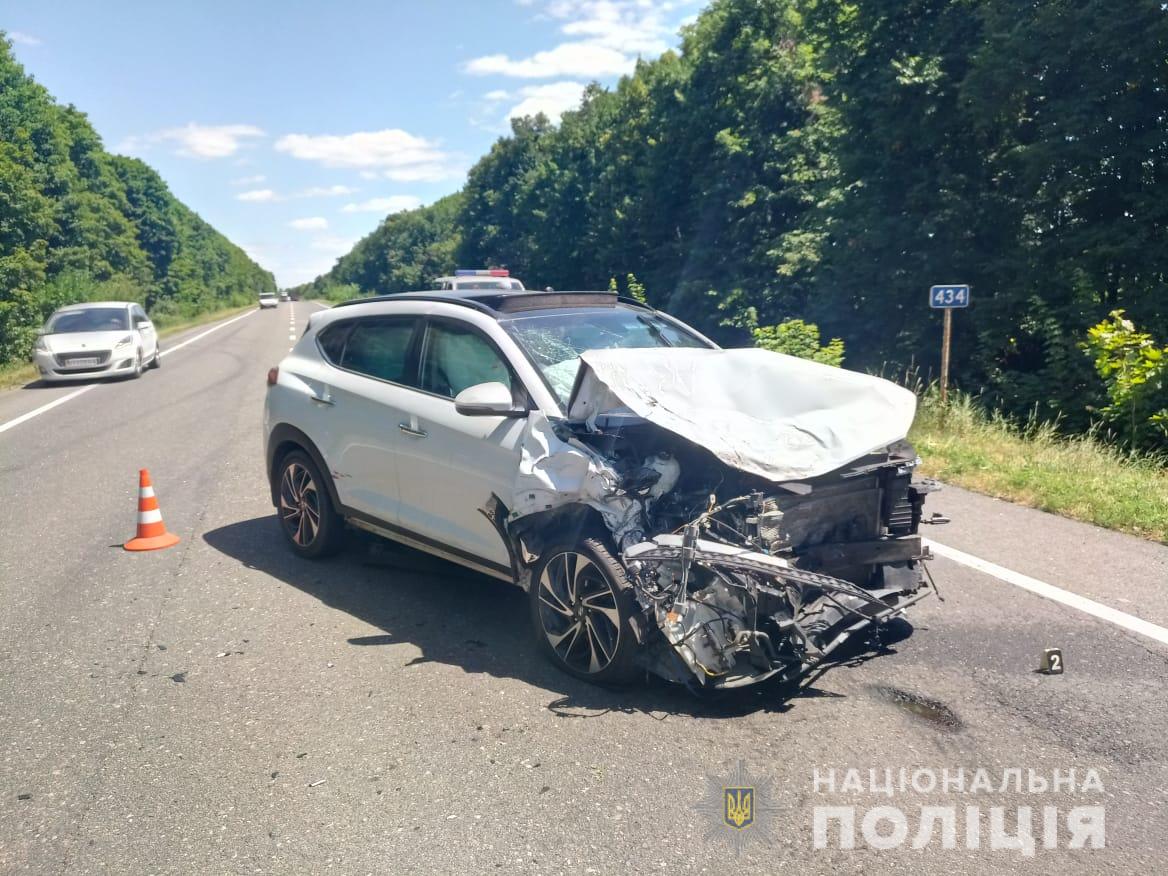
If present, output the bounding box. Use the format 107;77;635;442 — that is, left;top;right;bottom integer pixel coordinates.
267;366;279;387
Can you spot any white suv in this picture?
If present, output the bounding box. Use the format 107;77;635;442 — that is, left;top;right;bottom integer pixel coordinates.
264;289;938;687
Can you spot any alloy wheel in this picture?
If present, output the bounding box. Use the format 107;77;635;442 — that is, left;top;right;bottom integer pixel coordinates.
280;462;321;547
537;551;622;674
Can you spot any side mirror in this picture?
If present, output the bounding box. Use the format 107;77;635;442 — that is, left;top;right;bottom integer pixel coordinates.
454;382;527;418
136;319;153;330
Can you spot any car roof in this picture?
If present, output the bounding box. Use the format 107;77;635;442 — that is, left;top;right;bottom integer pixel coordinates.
432;275;516;283
331;289;641;316
54;301;134;312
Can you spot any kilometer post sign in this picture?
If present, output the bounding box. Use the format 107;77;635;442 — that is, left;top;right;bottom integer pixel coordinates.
929;285;970;404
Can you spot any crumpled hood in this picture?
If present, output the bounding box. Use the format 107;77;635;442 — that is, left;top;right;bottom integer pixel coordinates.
565;347;917;482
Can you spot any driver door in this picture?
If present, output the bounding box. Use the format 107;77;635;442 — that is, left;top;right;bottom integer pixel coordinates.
393;317;527;573
132;305;157;359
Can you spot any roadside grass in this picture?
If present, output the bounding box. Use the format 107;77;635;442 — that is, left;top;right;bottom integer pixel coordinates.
0;302;256;392
909;390;1168;543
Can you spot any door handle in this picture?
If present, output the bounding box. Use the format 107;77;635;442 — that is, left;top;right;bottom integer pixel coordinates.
310;394;334;406
399;423;427;438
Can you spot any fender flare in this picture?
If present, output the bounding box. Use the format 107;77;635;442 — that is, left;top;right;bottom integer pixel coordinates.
266;423;341;510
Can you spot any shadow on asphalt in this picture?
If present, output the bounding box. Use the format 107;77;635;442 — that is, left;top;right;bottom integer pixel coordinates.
23;375;130;390
203;515;912;720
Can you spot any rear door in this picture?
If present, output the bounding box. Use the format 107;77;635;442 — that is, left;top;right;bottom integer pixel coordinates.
392;317;527;571
309;315;422;526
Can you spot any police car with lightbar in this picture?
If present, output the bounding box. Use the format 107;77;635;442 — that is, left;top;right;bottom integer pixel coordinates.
431;269;525;291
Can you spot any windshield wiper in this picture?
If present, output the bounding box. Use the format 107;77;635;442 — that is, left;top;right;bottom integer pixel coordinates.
635;314;673;347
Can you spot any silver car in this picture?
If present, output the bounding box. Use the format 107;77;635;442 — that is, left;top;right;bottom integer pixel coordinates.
33;301;161;383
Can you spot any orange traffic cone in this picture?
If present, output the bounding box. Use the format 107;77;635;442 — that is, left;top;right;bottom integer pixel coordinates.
124;469;181;551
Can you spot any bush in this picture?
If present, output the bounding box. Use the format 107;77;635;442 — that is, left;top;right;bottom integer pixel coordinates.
752;318;845;367
1082;310;1168;450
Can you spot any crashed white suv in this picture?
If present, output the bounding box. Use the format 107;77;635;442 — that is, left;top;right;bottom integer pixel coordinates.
264;290;940;688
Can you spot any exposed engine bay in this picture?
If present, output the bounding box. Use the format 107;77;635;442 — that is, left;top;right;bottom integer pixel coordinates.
506;346;947;689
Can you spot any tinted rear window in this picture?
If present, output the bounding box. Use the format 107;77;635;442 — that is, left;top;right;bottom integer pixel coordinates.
338;318;417;384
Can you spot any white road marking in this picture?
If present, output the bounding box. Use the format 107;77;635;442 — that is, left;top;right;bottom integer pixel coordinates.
0;308;258;435
0;386;96;435
926;539;1168;647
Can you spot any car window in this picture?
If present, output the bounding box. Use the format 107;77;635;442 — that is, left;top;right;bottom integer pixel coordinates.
502;305;711;404
45;307;130;333
420;321;513;398
316;321;352;365
339;318;417;384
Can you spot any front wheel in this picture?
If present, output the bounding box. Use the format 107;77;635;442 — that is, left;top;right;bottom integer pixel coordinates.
276;450;344;558
150;346;161;368
529;537;640;683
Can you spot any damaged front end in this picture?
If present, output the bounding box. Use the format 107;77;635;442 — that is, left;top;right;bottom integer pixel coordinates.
621;472;940;689
508;346;946;689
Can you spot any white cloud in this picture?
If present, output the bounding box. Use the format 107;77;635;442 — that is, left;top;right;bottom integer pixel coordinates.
465;42;632;79
8;31;42;47
275;129;444;169
484;89;512;102
507;81;588;122
340;195;423;214
464;1;686;79
119;123;265;159
557;1;675;54
288;217;329;230
296;184;358;198
382;164;463;183
231;174;267;186
237;188;277;202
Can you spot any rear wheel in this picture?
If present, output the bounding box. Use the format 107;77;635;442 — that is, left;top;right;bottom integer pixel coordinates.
529;537;639;683
277;450;343;558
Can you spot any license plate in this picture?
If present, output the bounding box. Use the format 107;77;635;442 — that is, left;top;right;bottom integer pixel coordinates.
68;357;101;367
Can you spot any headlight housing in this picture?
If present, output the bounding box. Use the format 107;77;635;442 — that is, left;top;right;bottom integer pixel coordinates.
33;335;48;353
113;335;133;349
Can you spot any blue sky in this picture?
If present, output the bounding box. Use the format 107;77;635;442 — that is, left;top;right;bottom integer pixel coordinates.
3;0;699;286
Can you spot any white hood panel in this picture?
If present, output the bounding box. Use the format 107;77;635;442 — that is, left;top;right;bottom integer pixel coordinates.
566;347;917;482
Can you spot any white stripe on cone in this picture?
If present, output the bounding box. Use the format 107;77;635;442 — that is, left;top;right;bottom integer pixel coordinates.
138;508;163;524
140;486;155;498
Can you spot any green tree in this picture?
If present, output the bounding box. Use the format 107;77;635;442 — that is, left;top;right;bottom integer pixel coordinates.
753;318;844;367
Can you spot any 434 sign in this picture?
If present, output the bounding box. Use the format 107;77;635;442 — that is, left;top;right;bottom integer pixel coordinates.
930;284;970;308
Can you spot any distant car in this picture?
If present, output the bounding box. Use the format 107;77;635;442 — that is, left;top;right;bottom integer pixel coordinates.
279;292;290;302
432;269;525;291
33;301;160;383
259;292;279;309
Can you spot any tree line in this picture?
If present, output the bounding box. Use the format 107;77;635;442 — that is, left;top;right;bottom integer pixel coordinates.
0;36;275;366
295;0;1168;447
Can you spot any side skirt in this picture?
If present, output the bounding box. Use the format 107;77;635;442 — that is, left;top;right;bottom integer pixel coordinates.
345;511;516;585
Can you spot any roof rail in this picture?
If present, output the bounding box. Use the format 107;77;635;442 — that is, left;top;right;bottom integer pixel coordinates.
331;293;498;316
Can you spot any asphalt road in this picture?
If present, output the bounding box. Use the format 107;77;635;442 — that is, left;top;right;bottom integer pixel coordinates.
1;301;1165;874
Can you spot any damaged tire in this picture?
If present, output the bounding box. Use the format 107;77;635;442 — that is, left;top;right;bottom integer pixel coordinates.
530;537;639;684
